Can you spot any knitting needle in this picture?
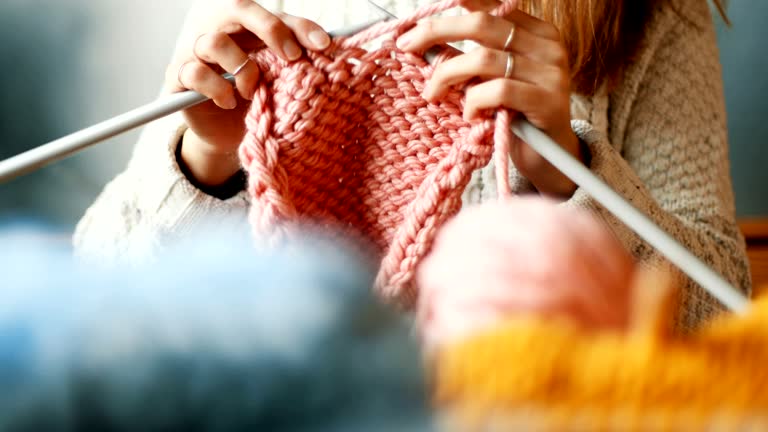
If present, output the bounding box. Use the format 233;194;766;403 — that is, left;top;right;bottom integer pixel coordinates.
511;122;749;313
0;17;394;185
370;1;749;313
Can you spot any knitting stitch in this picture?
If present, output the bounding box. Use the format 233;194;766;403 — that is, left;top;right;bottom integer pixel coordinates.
433;278;768;430
74;0;750;330
239;0;515;306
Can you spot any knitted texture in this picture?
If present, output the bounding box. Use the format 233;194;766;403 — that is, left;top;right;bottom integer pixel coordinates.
432;280;768;430
74;0;750;330
239;0;515;305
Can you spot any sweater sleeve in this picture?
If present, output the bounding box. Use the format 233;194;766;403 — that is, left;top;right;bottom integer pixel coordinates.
564;2;751;330
72;111;250;265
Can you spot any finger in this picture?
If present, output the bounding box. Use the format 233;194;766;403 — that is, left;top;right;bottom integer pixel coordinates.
194;31;259;100
425;48;565;101
397;12;560;60
458;2;562;42
397;13;508;52
463;78;544;121
458;0;501;12
277;13;331;51
397;12;565;66
499;9;561;41
172;60;238;109
227;1;303;61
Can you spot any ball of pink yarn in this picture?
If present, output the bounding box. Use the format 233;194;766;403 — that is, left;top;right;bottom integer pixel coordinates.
416;197;636;349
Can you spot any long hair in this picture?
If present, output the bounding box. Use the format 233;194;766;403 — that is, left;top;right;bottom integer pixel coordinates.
517;0;729;95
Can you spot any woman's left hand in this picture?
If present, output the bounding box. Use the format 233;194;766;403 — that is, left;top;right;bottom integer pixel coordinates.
396;0;585;199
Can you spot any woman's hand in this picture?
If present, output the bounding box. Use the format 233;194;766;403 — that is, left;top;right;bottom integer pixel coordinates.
165;0;331;187
396;0;585;198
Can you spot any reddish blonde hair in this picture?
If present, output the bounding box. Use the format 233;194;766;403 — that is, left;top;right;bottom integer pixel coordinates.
517;0;728;95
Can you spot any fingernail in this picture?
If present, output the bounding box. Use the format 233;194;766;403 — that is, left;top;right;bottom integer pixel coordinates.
308;30;330;49
396;32;413;50
223;94;237;110
422;83;434;100
283;40;302;61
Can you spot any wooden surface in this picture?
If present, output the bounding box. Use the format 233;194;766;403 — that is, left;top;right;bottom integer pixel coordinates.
740;218;768;240
740;218;768;297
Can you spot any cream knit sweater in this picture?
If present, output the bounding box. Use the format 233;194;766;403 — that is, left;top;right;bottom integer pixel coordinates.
74;0;751;330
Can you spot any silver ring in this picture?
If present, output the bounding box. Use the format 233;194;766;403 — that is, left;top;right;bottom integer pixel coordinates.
233;56;251;76
177;61;192;88
503;23;516;51
192;33;207;61
504;53;514;79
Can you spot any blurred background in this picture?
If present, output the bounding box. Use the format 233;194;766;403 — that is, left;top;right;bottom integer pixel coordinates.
0;0;766;229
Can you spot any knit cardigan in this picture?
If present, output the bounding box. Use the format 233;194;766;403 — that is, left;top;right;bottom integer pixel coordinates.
73;0;751;330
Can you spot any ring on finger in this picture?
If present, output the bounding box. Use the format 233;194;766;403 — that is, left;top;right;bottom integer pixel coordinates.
177;60;193;88
503;23;516;51
232;49;258;76
192;33;208;61
233;57;251;76
504;53;515;79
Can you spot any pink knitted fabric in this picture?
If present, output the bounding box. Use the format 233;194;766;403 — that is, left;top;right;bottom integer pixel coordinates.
239;0;516;306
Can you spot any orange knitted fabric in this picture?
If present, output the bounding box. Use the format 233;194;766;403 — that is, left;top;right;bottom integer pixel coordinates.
432;277;768;430
239;0;516;306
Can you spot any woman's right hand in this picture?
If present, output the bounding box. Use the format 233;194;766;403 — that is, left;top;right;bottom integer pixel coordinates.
164;0;331;187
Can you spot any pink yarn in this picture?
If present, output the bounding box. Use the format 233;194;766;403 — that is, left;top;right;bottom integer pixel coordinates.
239;0;517;306
416;197;636;349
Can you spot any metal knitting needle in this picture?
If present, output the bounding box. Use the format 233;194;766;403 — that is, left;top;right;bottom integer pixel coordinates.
511;121;749;313
0;17;393;185
371;1;749;313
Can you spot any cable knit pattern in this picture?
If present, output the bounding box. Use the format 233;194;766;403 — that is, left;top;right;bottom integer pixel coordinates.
238;0;516;305
74;0;750;329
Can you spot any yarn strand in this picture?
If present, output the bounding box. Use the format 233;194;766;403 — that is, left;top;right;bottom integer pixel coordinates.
340;0;462;48
239;0;517;304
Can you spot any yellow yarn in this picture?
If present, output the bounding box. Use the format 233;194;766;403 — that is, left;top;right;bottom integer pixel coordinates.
433;289;768;430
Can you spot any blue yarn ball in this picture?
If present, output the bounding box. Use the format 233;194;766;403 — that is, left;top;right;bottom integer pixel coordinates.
0;226;430;431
